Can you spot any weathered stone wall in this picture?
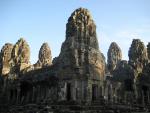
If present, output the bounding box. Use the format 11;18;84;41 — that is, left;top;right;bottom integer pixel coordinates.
0;69;58;105
58;79;103;103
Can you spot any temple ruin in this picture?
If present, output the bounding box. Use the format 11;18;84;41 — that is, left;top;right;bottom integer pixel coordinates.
0;7;150;113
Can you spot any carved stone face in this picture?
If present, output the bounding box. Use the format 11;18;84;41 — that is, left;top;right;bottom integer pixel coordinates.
39;43;52;65
0;43;13;75
128;39;148;75
1;43;13;63
20;45;30;63
12;38;30;64
66;8;98;49
34;43;52;69
54;8;105;80
10;38;31;72
107;42;122;73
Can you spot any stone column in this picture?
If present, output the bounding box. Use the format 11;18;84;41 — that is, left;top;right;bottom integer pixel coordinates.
148;91;150;104
146;91;149;104
16;88;20;104
142;91;145;106
73;80;76;101
45;87;47;100
39;85;41;102
32;86;35;102
86;80;92;103
12;90;15;104
44;87;47;100
26;92;29;103
134;83;138;100
35;86;38;102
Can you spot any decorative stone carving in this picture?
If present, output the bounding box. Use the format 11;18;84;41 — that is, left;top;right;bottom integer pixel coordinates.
107;42;122;74
0;43;13;75
128;39;148;78
11;38;30;72
34;43;52;69
53;8;105;80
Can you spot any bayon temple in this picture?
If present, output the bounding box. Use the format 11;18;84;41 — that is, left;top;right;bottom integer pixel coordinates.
0;8;150;113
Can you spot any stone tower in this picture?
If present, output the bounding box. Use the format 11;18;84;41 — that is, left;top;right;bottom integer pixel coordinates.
128;39;147;77
107;42;122;74
34;43;52;69
54;8;105;102
11;38;30;72
0;43;13;75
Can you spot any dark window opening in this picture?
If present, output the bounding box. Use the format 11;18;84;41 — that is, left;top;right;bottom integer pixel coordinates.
92;84;98;101
66;83;71;101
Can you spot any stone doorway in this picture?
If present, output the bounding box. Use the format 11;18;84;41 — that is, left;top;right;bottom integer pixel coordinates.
66;83;71;101
92;84;98;101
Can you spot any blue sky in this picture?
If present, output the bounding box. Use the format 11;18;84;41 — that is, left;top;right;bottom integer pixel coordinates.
0;0;150;64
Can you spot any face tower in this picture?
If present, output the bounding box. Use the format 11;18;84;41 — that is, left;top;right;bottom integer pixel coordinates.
54;8;105;102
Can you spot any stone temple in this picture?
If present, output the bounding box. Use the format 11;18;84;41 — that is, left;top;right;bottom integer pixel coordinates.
0;8;150;113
